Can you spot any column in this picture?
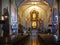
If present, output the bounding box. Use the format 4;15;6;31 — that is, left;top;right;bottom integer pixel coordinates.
10;0;18;38
52;0;58;34
0;0;2;37
58;0;60;35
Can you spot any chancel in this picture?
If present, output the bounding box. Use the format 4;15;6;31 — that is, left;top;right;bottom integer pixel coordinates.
0;0;59;45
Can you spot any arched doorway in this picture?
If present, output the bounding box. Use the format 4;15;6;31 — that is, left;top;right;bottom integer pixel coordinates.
18;1;51;34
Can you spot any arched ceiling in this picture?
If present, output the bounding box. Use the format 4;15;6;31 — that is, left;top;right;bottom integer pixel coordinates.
15;0;55;7
18;1;51;28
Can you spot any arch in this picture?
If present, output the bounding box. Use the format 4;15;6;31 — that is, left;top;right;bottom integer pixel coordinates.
18;1;51;29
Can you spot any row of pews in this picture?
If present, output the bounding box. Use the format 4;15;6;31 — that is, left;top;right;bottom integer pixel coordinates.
38;34;59;45
12;34;30;45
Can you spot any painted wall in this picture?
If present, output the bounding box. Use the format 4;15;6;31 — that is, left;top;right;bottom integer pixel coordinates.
15;0;24;7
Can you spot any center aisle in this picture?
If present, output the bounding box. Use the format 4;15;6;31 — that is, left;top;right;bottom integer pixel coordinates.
13;30;50;45
24;30;40;45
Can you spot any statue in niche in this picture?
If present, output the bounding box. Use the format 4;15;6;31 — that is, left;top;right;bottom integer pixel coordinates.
30;10;39;20
2;7;9;42
30;10;39;29
2;7;9;36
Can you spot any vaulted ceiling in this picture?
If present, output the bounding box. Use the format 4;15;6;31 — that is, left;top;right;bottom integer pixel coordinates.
18;1;51;28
